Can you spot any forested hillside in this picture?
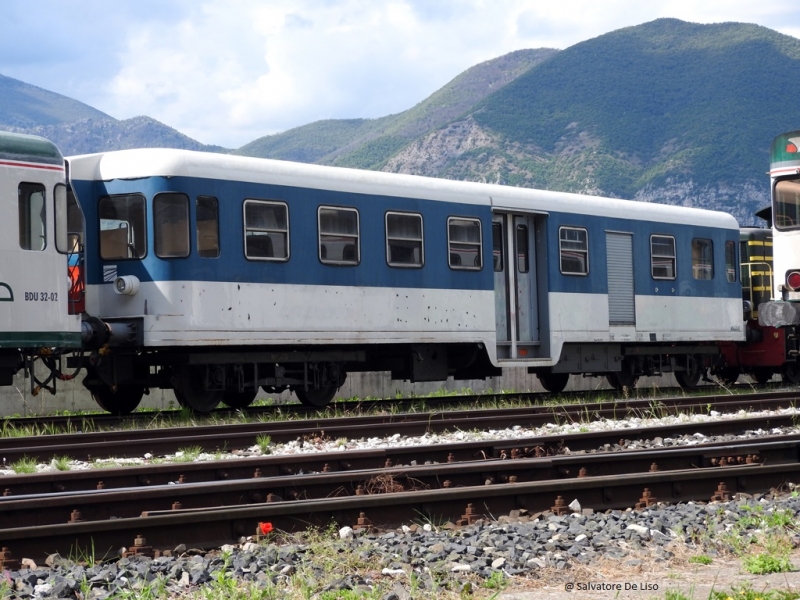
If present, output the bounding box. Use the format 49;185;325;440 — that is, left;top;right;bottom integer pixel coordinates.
235;49;557;166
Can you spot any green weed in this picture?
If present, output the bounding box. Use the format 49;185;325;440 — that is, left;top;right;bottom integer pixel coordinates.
709;583;800;600
483;570;507;590
10;456;38;474
174;445;203;462
255;434;272;454
743;551;793;575
51;455;72;471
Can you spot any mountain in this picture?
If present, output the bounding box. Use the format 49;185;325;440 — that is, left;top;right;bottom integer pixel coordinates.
0;74;225;155
235;117;391;164
243;19;799;225
1;19;796;224
0;74;111;128
384;19;800;224
236;49;557;167
15;116;228;156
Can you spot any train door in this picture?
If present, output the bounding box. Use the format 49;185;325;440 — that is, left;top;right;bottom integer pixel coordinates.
493;213;539;359
606;231;635;326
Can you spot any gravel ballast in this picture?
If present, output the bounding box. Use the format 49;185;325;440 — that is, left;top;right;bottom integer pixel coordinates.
4;491;800;599
5;405;800;597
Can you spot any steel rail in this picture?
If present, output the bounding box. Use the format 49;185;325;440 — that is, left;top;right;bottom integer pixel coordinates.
0;411;798;496
1;461;798;564
0;437;796;530
0;393;797;463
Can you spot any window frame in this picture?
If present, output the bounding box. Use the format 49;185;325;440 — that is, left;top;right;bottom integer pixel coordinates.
691;238;714;281
725;240;736;283
243;199;290;262
54;186;84;255
516;223;530;274
318;205;360;266
492;221;504;273
54;184;68;254
558;226;589;276
196;196;220;259
774;178;800;231
447;216;483;271
98;193;147;261
385;211;424;268
154;192;190;259
18;181;47;252
650;234;677;280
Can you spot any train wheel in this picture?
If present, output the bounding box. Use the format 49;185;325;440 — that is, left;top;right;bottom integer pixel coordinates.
295;385;337;407
675;358;703;390
537;373;570;393
174;366;223;413
750;368;773;385
715;367;740;386
675;370;701;390
781;362;800;385
222;389;257;409
606;371;638;392
89;385;144;416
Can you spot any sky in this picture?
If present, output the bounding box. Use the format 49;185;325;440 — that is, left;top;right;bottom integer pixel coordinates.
1;1;799;149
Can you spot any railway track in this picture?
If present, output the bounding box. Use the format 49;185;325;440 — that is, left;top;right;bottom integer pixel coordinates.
1;435;796;528
0;409;797;496
0;435;798;564
2;384;789;433
1;391;800;564
0;390;797;463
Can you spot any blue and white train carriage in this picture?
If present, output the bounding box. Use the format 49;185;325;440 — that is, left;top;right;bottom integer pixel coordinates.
66;148;743;413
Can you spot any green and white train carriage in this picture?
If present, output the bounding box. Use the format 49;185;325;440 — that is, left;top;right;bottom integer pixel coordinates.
0;131;81;386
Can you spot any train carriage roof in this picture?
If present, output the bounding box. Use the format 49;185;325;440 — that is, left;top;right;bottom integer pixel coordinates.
67;148;738;230
0;130;63;166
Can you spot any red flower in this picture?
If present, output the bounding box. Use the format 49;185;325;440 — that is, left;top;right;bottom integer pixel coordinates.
259;522;274;535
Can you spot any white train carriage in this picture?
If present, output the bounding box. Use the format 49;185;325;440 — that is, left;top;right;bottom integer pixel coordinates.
757;129;800;375
0;131;81;387
66;148;743;413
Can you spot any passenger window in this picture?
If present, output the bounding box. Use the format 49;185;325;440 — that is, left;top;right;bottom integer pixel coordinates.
244;200;289;261
99;194;146;260
54;185;69;254
448;217;482;269
725;240;736;282
650;235;676;279
692;238;714;280
154;193;190;258
774;178;800;230
319;206;359;265
386;212;423;267
56;188;84;255
492;222;503;272
18;182;46;251
559;227;588;275
196;196;220;258
516;224;529;273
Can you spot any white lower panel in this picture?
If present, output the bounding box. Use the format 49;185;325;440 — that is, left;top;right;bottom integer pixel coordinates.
548;292;744;343
86;281;495;346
